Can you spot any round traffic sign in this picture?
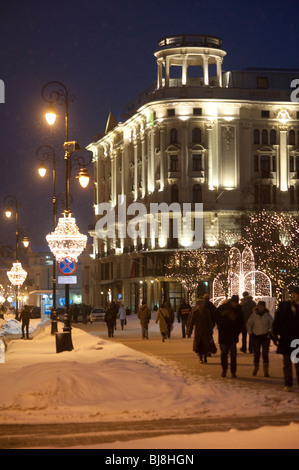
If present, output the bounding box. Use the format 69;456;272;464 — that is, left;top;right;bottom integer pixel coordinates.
58;258;77;275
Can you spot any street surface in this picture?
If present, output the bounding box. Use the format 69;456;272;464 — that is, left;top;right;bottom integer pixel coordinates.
1;314;299;449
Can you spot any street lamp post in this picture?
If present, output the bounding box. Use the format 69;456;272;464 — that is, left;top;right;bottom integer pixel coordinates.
36;145;58;334
3;195;29;320
42;81;88;350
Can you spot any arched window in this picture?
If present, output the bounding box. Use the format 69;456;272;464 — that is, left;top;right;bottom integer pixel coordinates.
254;129;260;144
193;184;202;203
289;130;295;146
262;129;268;145
171;185;179;203
170;128;178;144
192;127;202;143
270;129;276;145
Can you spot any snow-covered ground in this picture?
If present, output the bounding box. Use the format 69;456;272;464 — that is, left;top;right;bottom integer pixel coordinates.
1;314;299;449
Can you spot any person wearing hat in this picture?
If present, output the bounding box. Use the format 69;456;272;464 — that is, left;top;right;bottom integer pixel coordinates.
246;301;273;377
215;295;244;378
273;286;299;392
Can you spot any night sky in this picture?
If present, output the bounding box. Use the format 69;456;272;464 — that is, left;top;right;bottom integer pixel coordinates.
0;0;298;251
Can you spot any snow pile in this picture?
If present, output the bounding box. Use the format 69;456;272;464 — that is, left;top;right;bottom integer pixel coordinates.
1;321;299;427
0;314;42;336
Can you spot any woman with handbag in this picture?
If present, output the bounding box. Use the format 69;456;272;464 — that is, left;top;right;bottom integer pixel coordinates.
156;303;171;342
188;298;215;364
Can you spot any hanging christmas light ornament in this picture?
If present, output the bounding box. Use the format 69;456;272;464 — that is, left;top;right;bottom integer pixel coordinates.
7;262;27;286
46;212;87;262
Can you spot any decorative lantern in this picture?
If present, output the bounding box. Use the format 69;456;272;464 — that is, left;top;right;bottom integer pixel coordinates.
46;212;87;262
7;262;27;287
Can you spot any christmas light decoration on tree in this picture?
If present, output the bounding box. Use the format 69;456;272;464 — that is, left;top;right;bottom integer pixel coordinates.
7;262;27;287
243;210;299;296
46;212;87;262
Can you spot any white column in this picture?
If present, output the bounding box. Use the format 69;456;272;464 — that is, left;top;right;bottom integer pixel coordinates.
279;125;288;191
203;55;209;86
216;57;223;87
180;122;189;201
111;153;116;206
159;124;166;191
141;135;146;197
182;57;187;85
133;138;138;200
150;128;155;192
206;121;214;189
165;57;170;87
157;60;163;89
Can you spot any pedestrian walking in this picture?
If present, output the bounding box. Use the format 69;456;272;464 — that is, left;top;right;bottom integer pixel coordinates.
156;303;171;342
137;300;151;339
19;305;31;339
188;298;214;364
105;304;117;337
110;301;119;330
272;286;299;392
71;304;79;323
215;295;244;378
177;299;192;338
246;301;273;377
164;300;174;338
118;303;127;330
203;294;217;327
240;291;256;353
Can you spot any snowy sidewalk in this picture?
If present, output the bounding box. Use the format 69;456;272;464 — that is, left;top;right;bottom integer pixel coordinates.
1;316;299;448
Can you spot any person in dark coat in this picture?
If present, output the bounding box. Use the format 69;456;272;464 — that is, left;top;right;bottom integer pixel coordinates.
177;299;192;338
156;303;171;342
203;294;216;327
164;300;174;338
240;292;256;353
215;295;244;378
20;305;31;339
188;298;214;363
272;286;299;392
105;304;117;337
137;301;151;339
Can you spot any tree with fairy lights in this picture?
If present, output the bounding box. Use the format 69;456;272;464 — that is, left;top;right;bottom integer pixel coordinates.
166;238;235;298
241;210;299;296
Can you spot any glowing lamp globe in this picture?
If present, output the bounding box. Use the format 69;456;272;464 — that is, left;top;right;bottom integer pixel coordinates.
7;262;28;287
46;212;87;262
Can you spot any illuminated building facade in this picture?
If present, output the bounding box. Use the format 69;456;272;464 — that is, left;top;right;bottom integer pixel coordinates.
87;34;299;311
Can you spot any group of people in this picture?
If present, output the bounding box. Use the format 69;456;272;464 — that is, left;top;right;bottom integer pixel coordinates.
136;286;299;392
187;287;299;390
137;300;175;342
104;301;127;337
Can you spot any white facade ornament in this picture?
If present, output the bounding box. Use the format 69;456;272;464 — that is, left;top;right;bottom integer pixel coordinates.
222;126;234;149
275;107;291;124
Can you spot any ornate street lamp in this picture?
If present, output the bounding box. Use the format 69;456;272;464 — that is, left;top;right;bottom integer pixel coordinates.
46;212;87;262
7;262;27;287
42;81;90;348
3;195;29;319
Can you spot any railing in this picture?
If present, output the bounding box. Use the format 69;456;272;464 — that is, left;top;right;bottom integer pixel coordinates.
158;34;222;49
